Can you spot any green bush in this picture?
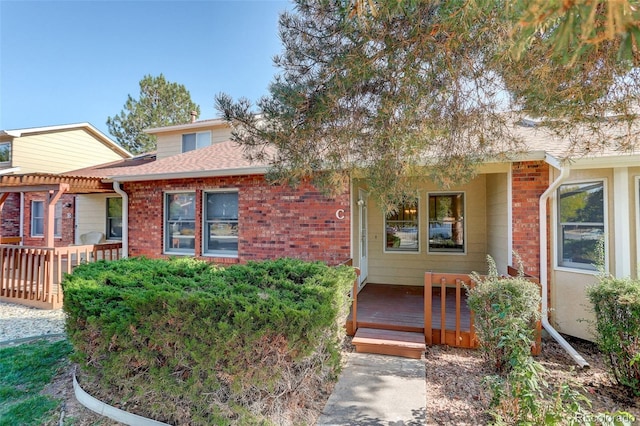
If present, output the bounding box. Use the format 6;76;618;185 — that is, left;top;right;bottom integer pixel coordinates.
467;257;541;373
62;257;354;425
588;276;640;395
468;257;596;424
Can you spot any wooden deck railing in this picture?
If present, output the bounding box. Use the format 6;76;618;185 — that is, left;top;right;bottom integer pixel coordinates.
0;243;123;309
424;270;542;354
424;272;477;349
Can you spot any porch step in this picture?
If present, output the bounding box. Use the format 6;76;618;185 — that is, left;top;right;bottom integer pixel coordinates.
352;328;425;359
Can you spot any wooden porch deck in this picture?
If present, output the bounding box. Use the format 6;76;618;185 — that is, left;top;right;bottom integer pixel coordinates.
0;243;122;309
346;284;472;335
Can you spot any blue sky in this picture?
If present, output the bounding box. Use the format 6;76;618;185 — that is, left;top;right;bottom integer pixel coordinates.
0;0;290;138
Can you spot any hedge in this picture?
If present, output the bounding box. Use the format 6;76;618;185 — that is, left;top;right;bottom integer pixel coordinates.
62;257;355;425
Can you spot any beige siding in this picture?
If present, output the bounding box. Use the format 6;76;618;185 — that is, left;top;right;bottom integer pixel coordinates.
551;270;597;341
12;129;124;174
550;168;614;341
156;127;233;160
365;175;489;286
486;173;509;275
75;194;120;244
629;166;640;279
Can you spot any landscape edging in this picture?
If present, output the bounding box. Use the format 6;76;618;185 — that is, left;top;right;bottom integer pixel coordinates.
72;371;171;426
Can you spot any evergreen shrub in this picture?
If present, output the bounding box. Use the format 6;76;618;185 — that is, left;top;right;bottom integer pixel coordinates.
588;276;640;395
62;257;354;425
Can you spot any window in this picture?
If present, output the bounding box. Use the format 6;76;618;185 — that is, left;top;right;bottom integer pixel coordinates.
0;142;10;163
204;191;238;256
31;201;62;237
428;193;465;253
165;192;196;253
385;200;419;251
558;181;605;270
182;132;211;153
106;198;122;240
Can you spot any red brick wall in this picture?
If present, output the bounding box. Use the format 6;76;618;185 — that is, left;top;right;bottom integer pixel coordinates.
22;193;75;247
124;175;351;265
511;161;550;278
1;193;21;237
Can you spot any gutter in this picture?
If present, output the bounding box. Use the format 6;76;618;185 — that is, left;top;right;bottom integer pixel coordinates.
109;166;269;183
112;181;128;258
539;155;589;368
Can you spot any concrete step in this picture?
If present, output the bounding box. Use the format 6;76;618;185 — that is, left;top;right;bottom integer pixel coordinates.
352;327;425;359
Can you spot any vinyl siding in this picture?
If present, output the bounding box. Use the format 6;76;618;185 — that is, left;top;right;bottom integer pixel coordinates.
12;129;125;174
486;173;509;275
366;175;489;286
156;127;233;160
75;194;116;244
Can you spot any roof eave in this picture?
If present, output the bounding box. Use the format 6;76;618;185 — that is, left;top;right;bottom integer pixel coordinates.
144;119;228;135
2;123;132;159
567;153;640;169
109;166;269;182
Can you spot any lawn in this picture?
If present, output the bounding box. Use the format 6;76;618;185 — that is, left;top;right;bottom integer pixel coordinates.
0;339;72;426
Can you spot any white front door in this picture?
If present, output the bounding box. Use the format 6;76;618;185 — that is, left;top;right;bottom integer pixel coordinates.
358;189;368;286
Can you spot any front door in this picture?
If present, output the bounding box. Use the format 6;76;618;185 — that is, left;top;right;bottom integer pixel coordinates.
358;189;368;286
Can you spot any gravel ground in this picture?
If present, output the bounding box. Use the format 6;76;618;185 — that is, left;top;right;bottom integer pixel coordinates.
0;301;66;344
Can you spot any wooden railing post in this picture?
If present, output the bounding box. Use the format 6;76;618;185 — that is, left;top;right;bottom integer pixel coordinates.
440;277;446;344
424;272;433;345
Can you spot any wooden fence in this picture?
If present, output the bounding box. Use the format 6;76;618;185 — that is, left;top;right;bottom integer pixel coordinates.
0;243;122;309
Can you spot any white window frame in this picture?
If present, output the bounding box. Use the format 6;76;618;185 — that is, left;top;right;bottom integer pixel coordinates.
0;142;11;163
202;189;239;258
555;179;607;273
181;131;211;153
383;198;421;254
636;176;640;277
31;200;62;237
427;191;467;255
106;197;123;240
164;191;196;255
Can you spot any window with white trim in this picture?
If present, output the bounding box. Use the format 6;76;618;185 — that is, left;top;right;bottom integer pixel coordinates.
106;198;122;240
181;131;211;153
204;191;238;257
428;193;465;253
385;200;419;252
0;142;11;163
558;181;604;270
31;201;62;237
165;192;196;254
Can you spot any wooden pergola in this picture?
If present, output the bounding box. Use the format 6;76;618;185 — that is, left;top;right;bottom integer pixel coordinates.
0;174;114;247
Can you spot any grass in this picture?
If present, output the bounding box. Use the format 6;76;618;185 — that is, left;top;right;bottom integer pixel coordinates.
0;339;72;426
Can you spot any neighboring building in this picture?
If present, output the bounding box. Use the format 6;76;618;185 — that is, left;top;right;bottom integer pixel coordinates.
0;123;131;246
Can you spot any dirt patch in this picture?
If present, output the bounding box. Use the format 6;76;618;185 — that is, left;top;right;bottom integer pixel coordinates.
43;364;121;425
425;335;640;425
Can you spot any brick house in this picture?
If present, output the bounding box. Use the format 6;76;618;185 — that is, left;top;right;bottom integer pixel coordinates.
92;117;640;345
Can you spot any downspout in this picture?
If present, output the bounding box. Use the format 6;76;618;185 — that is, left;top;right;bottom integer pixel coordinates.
113;181;128;258
539;156;589;368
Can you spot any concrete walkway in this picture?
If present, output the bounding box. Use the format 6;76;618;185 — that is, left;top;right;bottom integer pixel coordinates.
317;353;426;426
